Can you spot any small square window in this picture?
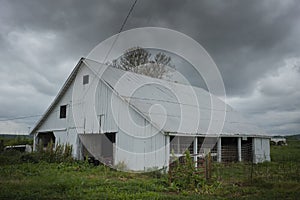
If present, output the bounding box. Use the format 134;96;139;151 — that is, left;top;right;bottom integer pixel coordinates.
60;105;67;118
83;75;89;85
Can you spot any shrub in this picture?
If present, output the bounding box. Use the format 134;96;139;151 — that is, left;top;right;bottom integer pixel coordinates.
115;161;128;171
2;136;33;146
36;142;73;163
0;143;74;165
169;150;202;190
168;150;219;193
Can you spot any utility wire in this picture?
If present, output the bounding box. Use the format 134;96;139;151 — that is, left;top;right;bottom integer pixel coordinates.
0;114;43;122
1;0;139;124
102;0;138;65
81;0;138;102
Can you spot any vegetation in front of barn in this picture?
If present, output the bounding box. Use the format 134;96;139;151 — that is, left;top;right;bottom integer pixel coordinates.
0;135;33;147
0;140;73;165
0;137;299;199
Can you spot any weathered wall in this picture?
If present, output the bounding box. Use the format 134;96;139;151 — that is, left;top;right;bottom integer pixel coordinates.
253;137;271;163
35;62;169;171
94;76;170;171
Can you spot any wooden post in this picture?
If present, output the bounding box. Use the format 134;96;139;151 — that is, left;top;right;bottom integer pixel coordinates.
238;137;242;162
193;137;198;168
33;134;37;151
208;151;211;179
217;137;222;162
177;136;180;154
204;148;211;180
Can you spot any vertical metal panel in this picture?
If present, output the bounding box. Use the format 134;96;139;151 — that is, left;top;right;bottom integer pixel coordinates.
38;83;75;132
237;137;242;162
253;137;270;163
217;138;222;162
262;138;271;161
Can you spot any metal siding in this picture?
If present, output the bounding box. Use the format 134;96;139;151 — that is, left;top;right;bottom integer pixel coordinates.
95;80;118;132
38;83;74;132
83;59;267;137
34;59;270;170
72;65;98;133
115;131;168;171
81;62;169;170
253;138;270;163
262;138;271;161
35;71;79;158
113;97;169;171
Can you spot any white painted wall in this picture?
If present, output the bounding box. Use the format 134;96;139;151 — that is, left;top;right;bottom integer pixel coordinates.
34;62;169;171
94;73;169;171
38;84;74;132
34;75;79;157
34;62;271;170
253;137;270;163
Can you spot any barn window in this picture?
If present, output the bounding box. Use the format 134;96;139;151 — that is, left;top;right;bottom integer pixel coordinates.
60;105;67;118
83;75;89;85
105;133;116;143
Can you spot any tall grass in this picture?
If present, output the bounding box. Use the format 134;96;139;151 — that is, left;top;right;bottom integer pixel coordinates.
0;142;73;165
0;139;299;199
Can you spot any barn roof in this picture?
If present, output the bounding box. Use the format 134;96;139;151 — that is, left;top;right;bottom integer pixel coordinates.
30;58;84;134
85;59;267;137
31;58;268;137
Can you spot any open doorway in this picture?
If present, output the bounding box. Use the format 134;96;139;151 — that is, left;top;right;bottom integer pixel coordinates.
79;133;116;166
37;132;55;150
241;137;253;162
221;137;238;162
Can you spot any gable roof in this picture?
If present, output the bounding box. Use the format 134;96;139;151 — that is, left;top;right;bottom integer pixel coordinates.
85;59;267;137
30;58;84;134
31;58;268;137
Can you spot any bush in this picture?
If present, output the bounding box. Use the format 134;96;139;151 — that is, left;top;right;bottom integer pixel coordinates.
0;150;23;165
35;142;73;163
0;143;74;165
1;136;33;146
169;150;204;190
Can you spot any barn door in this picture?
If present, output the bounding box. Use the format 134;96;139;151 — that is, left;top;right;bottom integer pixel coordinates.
79;133;116;166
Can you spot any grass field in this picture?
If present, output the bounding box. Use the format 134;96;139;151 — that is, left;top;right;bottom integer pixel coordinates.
0;139;299;199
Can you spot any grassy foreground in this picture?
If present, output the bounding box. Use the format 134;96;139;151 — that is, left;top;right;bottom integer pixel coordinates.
0;140;299;199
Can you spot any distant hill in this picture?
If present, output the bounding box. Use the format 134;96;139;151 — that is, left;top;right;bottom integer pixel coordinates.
286;134;300;140
0;134;32;139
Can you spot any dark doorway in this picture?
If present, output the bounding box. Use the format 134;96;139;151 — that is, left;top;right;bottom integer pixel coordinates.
241;137;253;162
79;133;116;167
37;132;55;149
221;137;238;162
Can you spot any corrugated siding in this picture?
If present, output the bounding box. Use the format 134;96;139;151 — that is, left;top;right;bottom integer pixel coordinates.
95;77;169;170
253;138;271;163
38;83;74;132
69;61;169;170
84;59;266;136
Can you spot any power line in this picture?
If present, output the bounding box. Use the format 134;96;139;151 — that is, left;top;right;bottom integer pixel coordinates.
1;0;139;124
0;114;43;122
119;0;138;34
0;102;85;123
81;0;138;102
103;0;138;64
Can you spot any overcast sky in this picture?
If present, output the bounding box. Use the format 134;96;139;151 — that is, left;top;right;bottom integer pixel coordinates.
0;0;300;135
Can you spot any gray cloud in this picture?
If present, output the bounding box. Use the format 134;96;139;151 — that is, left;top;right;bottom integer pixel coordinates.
0;0;300;135
227;58;300;134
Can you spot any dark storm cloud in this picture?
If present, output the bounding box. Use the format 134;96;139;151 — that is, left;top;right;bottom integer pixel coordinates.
0;0;300;134
124;0;300;96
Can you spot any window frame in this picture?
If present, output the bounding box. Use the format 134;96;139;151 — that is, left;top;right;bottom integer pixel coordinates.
83;75;89;85
59;105;67;119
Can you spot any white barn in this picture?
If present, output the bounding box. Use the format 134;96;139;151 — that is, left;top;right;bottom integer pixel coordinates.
30;58;270;171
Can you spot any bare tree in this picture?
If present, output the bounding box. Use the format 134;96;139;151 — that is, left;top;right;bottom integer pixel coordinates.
109;47;174;79
113;47;151;70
